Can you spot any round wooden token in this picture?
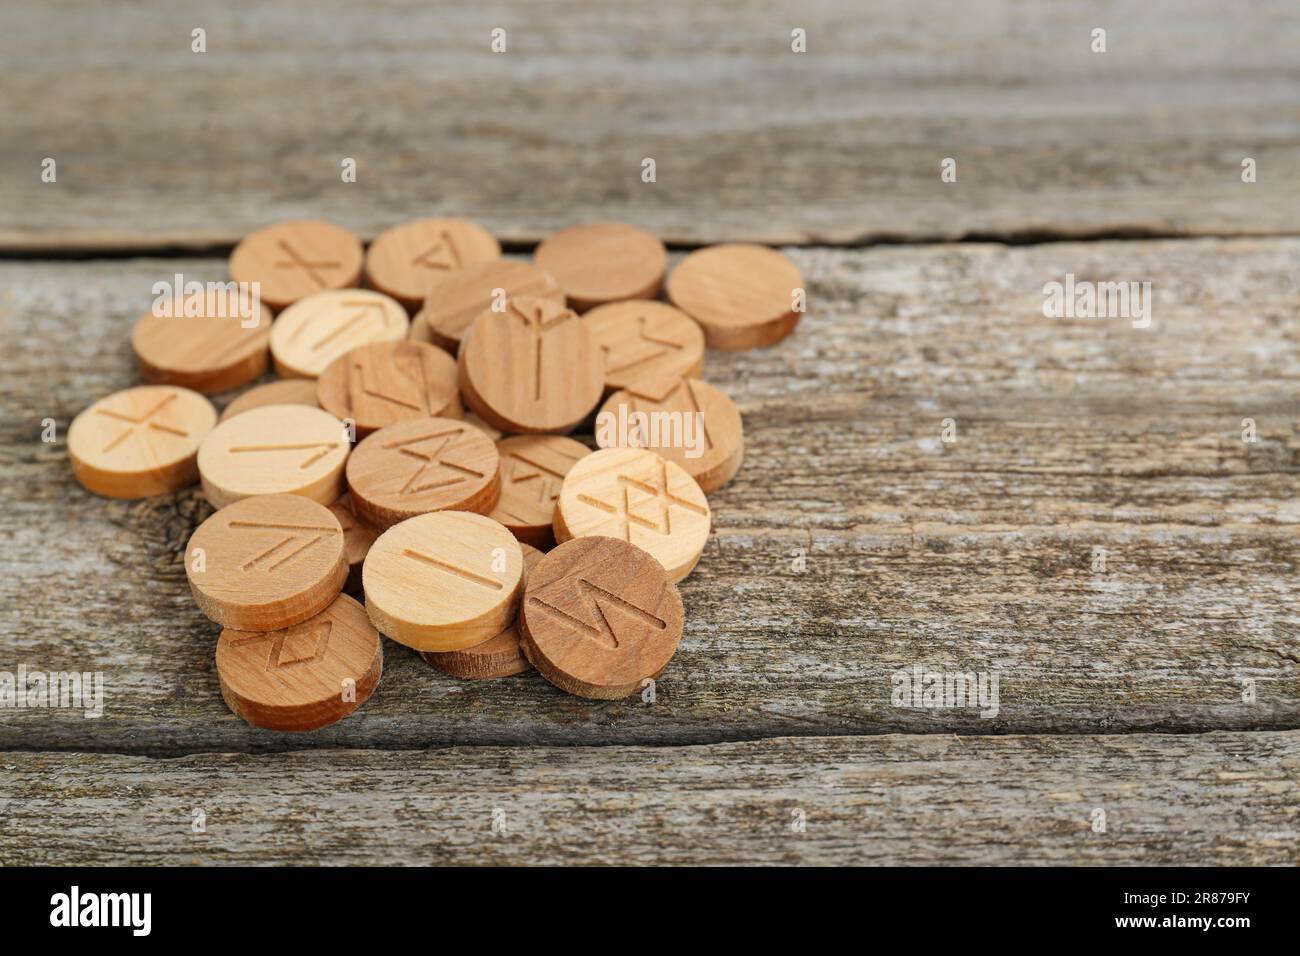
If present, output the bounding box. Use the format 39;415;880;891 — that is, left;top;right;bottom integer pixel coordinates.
533;222;668;312
364;217;501;312
409;259;564;353
422;543;544;679
458;296;604;434
554;447;711;582
219;378;320;422
346;417;500;531
328;494;377;595
584;300;706;392
595;377;743;492
229;219;364;311
667;243;805;350
363;511;524;652
315;340;460;437
216;593;382;731
519;536;685;700
488;435;590;548
197;404;350;509
186;494;348;631
269;289;409;379
68;386;217;499
131;291;270;394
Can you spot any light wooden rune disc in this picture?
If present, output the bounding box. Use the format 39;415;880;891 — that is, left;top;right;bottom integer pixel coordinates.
584;300;706;392
364;217;501;312
363;511;524;652
131;290;270;394
216;593;382;731
595;376;744;492
329;494;377;595
228;219;364;311
219;378;320;422
409;259;564;353
667;243;805;350
458;296;604;434
346;417;500;531
554;447;711;582
68;385;217;499
519;536;685;699
186;494;347;631
488;434;590;548
315;340;460;437
197;404;350;508
533;222;668;312
269;289;408;378
423;543;544;679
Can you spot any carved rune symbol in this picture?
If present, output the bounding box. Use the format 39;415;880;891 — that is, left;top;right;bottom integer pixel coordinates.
576;459;708;540
411;232;460;271
509;301;575;400
231;620;333;669
228;520;341;572
304;299;388;353
601;315;686;375
626;379;713;453
349;356;430;413
402;549;503;590
95;393;189;454
504;448;583;505
227;441;341;469
275;239;341;288
527;577;667;650
383;427;485;495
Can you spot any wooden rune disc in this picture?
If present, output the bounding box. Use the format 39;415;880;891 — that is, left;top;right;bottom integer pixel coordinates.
584;300;706;392
269;289;408;379
186;494;348;631
553;447;711;583
228;219;364;311
346;417;500;532
533;222;668;312
363;511;524;652
422;543;544;679
667;243;805;350
131;291;270;394
364;217;502;312
408;259;564;353
457;296;604;434
519;536;685;699
219;378;320;422
595;376;744;492
328;494;377;595
488;434;590;548
197;404;350;509
68;385;217;499
216;593;382;731
315;340;460;437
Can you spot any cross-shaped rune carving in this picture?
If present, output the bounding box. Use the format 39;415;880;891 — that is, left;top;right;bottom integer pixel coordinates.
576;459;708;540
230;620;334;669
275;239;341;289
95;393;189;454
382;427;485;495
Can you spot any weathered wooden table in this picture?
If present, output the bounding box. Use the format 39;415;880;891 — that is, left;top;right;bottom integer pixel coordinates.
1;1;1296;865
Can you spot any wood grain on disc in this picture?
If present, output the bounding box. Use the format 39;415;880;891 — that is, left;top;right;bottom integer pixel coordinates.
488;435;590;548
364;217;501;312
595;376;743;492
533;222;667;312
519;536;685;699
346;417;500;531
363;511;524;652
329;494;377;595
269;289;408;378
458;296;604;434
315;340;460;437
409;259;563;353
554;447;711;583
423;543;544;679
131;291;270;394
68;385;217;499
219;378;320;422
186;494;347;631
667;243;804;350
216;593;382;731
585;300;706;392
228;219;364;311
197;404;349;508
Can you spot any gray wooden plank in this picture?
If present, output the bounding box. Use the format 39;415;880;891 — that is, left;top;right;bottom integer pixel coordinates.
0;239;1297;751
1;732;1295;865
1;1;1298;248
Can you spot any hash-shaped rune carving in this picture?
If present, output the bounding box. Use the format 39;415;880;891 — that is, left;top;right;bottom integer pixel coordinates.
576;458;708;540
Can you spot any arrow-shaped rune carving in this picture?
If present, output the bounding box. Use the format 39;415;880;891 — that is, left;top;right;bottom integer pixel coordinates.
95;393;189;454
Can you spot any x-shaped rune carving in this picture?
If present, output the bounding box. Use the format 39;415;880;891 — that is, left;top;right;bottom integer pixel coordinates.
95;393;188;454
275;239;341;288
576;459;708;539
383;427;485;495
